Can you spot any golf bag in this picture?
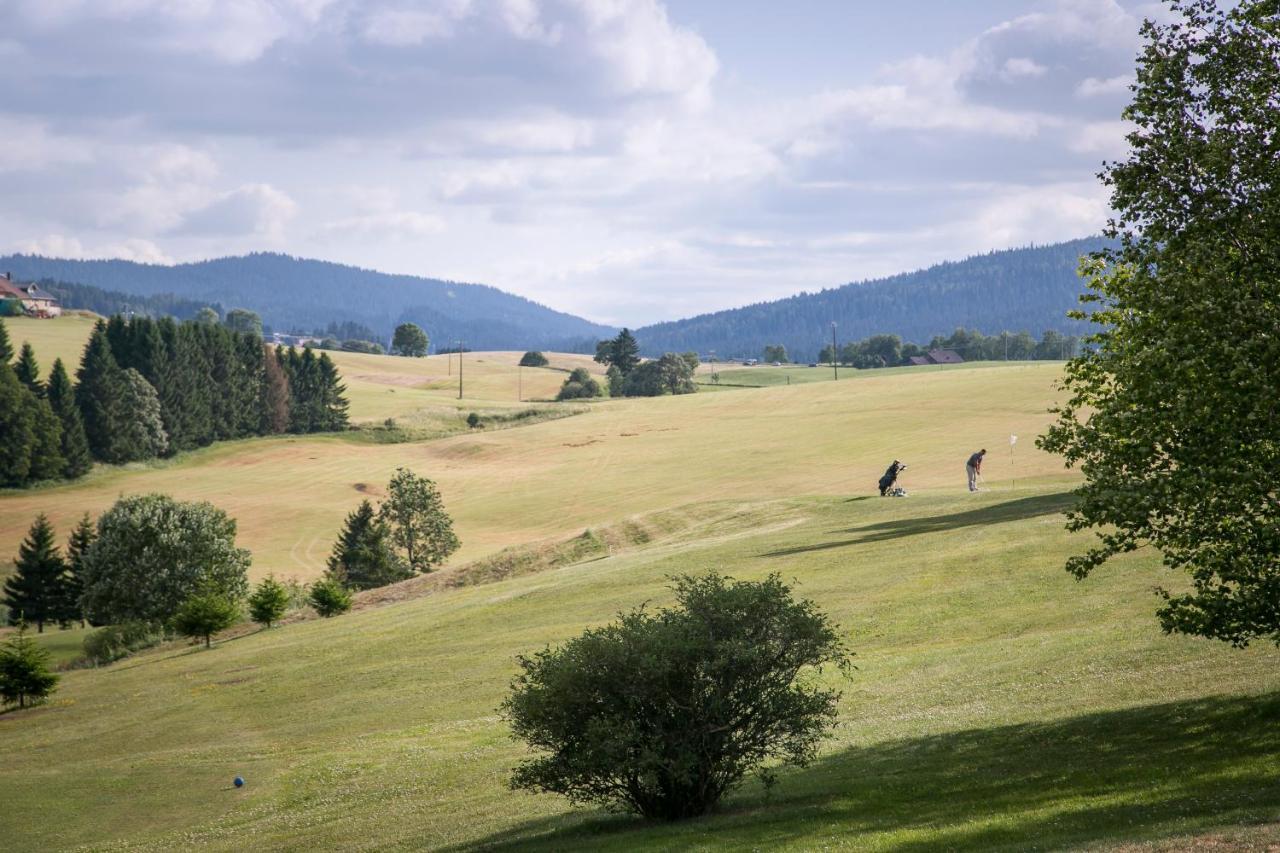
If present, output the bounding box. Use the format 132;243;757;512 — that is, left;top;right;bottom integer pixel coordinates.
878;461;907;497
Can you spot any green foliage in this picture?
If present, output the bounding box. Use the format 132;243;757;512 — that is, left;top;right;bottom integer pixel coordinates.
0;624;59;709
0;365;38;487
503;572;850;820
45;359;91;479
3;514;67;633
519;351;549;367
378;468;461;575
224;308;263;338
617;353;697;397
279;346;349;433
594;328;640;376
392;322;429;357
80;494;251;624
14;342;40;394
61;513;94;627
75;322;127;462
341;339;385;354
260;343;290;434
0;317;11;361
555;367;602;400
763;344;787;363
308;578;352;617
114;368;168;462
467;411;481;428
1039;0;1280;647
326;499;412;590
81;621;164;666
248;576;290;628
194;306;220;325
680;351;699;372
172;592;241;648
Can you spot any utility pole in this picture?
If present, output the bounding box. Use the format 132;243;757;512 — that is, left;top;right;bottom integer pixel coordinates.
457;340;464;399
831;322;839;381
518;364;522;402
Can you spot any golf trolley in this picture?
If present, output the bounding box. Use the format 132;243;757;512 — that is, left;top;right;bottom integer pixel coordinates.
878;461;908;497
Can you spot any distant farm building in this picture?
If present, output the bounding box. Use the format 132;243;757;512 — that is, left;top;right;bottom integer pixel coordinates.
0;273;61;317
909;349;964;366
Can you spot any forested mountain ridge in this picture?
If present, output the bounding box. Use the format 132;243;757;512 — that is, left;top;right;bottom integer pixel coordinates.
0;253;616;352
634;237;1110;360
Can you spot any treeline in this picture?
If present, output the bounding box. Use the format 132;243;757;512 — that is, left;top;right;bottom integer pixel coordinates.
635;237;1109;361
593;329;697;397
36;278;220;321
0;315;349;488
815;327;1083;368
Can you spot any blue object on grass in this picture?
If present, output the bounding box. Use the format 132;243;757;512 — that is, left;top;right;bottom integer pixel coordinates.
234;776;245;788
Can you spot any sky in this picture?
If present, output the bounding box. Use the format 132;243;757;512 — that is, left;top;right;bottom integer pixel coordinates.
0;0;1161;325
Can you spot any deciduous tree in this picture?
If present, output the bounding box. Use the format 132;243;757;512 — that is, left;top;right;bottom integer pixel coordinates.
392;322;429;357
378;468;460;574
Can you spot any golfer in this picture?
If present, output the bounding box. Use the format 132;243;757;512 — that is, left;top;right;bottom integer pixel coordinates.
966;449;986;492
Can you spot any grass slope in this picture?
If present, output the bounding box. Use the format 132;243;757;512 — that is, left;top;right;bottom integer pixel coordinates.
2;486;1277;851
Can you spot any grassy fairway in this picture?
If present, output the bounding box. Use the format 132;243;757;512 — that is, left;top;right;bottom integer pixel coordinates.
0;361;1070;581
1;486;1277;851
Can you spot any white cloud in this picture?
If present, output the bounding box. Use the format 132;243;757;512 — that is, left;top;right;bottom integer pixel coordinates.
175;184;298;239
16;234;173;264
1077;74;1133;97
320;211;446;239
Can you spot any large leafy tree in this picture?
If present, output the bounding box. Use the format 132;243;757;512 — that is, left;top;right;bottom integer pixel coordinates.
503;573;850;820
327;499;411;590
45;359;92;479
114;368;169;462
3;514;67;633
1040;0;1280;646
392;322;429;357
378;468;460;574
224;308;263;338
80;494;251;624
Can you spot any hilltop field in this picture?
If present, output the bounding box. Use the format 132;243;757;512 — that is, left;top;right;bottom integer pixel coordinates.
1;314;1278;850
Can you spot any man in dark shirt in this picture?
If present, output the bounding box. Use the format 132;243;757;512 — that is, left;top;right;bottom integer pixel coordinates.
966;449;986;492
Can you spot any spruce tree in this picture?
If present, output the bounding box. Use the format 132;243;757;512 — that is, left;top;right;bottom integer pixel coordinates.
235;334;265;437
248;576;289;628
45;359;92;479
0;317;11;362
14;342;41;395
260;344;291;434
0;624;59;709
25;391;65;482
3;514;67;633
75;322;125;462
62;513;95;628
317;352;350;431
0;365;36;486
326;500;411;590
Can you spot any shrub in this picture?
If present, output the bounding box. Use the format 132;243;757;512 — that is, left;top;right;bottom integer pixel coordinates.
519;351;549;367
309;578;352;617
467;412;482;429
172;592;241;648
0;623;59;709
82;621;165;666
556;368;602;401
248;576;290;628
502;572;850;820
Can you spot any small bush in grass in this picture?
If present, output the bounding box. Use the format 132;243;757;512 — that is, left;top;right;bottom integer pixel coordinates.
519;351;549;367
0;623;59;709
556;368;602;401
82;621;165;666
248;576;290;628
502;572;851;820
467;412;482;429
309;578;352;617
172;592;241;649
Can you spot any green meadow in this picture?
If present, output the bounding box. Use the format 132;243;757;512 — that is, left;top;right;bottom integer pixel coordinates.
1;314;1277;850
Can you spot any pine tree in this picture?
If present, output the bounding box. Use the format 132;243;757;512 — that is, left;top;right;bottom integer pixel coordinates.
235;334;265;437
0;317;11;363
326;500;411;590
45;358;92;479
3;514;67;633
25;390;65;482
172;591;241;649
0;365;36;486
75;322;125;462
317;352;350;431
0;624;59;709
14;342;41;395
248;576;290;628
260;344;290;434
62;513;95;628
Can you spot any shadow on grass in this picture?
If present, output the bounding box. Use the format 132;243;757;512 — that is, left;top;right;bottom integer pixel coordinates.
448;691;1280;852
761;492;1075;558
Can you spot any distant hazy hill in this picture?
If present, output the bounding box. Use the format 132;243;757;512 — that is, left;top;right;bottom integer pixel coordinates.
0;253;615;352
635;237;1109;361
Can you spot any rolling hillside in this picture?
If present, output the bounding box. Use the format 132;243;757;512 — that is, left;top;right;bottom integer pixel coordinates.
635;237;1110;360
0;253;616;352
